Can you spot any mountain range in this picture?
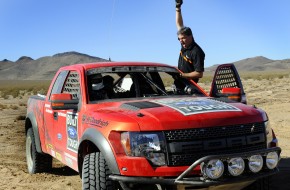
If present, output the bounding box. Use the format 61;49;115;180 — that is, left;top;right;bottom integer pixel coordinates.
0;52;107;80
206;56;290;73
1;51;289;80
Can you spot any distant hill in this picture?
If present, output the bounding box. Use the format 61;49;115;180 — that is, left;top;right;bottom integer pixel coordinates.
1;52;289;80
0;52;108;80
0;59;15;71
206;56;290;72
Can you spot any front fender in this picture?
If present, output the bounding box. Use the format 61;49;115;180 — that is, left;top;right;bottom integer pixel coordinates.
79;128;120;174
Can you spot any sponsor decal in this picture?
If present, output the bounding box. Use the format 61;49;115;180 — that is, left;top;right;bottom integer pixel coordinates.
55;152;62;161
57;133;62;140
47;144;54;149
67;126;78;139
64;152;77;161
46;144;56;157
66;112;79;153
153;98;241;116
65;156;73;167
64;152;77;167
51;149;56;157
45;108;53;114
45;104;51;108
58;112;66;117
82;115;109;128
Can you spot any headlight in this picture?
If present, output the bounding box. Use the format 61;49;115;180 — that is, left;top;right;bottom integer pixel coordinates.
266;152;279;169
121;132;166;166
228;157;245;176
248;155;263;173
201;159;224;180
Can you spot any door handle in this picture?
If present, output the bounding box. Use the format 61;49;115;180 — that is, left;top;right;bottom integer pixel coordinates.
53;112;58;120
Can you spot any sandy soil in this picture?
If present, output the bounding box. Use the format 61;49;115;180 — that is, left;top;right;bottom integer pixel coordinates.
0;77;289;190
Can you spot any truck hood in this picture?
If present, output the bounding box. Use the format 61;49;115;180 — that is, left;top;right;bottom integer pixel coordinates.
99;97;264;131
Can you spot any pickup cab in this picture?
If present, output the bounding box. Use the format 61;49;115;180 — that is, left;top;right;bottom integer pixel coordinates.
25;62;281;190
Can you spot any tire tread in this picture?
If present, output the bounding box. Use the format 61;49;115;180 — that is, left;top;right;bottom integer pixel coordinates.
82;152;116;190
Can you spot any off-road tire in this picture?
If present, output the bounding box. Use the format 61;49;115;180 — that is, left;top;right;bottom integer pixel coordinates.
243;177;271;190
26;128;52;174
82;152;118;190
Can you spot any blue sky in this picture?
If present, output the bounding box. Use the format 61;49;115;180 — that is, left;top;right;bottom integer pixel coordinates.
1;0;289;67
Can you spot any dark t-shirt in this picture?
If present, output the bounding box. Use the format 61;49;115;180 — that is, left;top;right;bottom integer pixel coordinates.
178;41;205;83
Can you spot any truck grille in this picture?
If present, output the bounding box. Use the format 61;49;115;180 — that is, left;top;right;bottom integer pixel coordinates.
164;122;267;166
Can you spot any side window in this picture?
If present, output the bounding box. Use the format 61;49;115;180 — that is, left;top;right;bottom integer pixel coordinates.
49;71;69;100
62;71;80;100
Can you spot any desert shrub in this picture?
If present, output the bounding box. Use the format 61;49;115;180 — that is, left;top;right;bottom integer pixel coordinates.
32;88;38;95
32;88;47;95
199;75;212;84
16;115;26;120
0;88;20;98
19;103;26;107
7;88;20;98
27;87;34;92
0;103;8;110
240;71;290;81
0;80;50;98
10;105;19;110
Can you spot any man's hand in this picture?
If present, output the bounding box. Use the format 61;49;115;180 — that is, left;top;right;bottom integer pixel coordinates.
176;0;183;8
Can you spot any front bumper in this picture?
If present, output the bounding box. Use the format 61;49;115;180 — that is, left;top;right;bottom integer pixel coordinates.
109;147;281;188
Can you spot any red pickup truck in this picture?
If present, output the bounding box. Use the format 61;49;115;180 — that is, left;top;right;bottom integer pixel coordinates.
25;62;281;190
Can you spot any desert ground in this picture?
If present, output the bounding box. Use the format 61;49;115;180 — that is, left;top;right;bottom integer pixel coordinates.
0;77;289;190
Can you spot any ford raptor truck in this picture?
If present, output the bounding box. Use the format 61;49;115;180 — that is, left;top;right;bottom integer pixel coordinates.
25;62;281;190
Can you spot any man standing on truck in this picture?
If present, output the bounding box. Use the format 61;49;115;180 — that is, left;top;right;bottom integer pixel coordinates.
176;0;205;83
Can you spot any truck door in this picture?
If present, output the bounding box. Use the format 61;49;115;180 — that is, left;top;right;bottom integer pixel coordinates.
44;70;68;156
209;64;247;104
46;70;81;163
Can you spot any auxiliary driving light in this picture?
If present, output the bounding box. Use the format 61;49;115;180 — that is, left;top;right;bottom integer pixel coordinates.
266;152;279;169
201;159;224;179
248;155;263;173
228;157;245;176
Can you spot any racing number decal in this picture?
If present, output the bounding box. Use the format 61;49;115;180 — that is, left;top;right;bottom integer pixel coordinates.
66;112;78;153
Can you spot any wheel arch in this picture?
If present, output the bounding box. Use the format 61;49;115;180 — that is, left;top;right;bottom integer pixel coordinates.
25;112;43;154
78;128;120;176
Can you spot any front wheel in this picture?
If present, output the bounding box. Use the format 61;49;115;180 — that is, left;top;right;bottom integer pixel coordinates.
82;152;118;190
26;128;52;174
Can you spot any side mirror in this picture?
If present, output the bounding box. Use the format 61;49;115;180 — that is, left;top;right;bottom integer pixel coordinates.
51;93;79;110
221;87;242;102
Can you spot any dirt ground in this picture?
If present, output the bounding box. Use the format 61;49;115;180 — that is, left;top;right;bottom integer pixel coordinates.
0;77;289;190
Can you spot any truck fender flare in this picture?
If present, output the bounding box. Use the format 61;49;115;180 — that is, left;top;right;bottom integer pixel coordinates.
79;128;120;174
26;112;43;154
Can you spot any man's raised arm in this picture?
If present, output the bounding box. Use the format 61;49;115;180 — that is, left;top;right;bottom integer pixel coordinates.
175;0;184;30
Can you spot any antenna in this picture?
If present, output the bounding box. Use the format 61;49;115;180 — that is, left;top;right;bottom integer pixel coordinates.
108;0;117;61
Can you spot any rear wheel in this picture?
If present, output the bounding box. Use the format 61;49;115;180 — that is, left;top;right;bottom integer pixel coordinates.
82;152;118;190
26;128;52;174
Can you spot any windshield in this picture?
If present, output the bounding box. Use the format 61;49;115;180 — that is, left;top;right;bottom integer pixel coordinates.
86;66;205;102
